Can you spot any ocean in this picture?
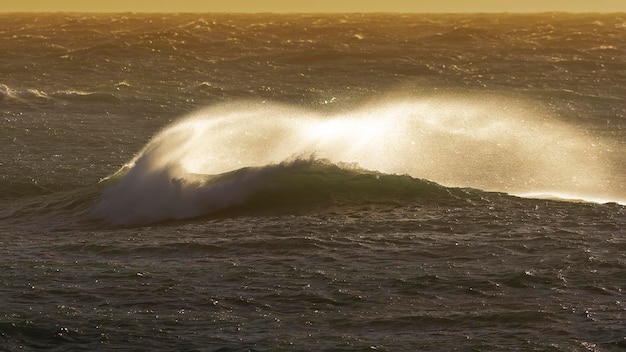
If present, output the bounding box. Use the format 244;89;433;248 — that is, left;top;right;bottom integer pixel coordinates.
0;12;625;351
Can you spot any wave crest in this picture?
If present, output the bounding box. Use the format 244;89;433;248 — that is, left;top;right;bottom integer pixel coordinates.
0;83;119;104
90;157;452;225
90;96;624;224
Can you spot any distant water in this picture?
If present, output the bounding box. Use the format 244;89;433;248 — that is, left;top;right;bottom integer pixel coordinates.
1;13;625;351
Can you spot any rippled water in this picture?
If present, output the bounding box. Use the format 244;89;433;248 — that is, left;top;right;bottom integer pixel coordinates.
1;13;625;351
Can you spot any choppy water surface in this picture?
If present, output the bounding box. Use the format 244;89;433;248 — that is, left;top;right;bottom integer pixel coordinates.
1;13;625;351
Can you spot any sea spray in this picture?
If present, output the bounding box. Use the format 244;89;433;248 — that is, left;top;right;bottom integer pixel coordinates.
91;94;623;224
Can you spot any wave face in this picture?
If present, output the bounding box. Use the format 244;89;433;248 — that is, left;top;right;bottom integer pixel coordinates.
91;96;623;224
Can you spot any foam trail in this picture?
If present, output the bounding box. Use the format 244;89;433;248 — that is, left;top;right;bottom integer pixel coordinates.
91;95;624;224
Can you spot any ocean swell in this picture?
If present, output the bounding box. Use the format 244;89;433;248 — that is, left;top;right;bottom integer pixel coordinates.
90;95;624;225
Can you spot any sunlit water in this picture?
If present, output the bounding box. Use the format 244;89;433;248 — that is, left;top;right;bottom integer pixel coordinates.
1;13;625;351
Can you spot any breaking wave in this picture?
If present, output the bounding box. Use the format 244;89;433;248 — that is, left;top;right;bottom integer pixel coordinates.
0;83;119;104
90;96;624;225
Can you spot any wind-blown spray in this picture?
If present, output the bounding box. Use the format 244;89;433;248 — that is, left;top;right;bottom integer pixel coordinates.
91;95;623;224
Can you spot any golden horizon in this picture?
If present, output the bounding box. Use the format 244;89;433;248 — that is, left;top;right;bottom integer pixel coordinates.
2;0;626;13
